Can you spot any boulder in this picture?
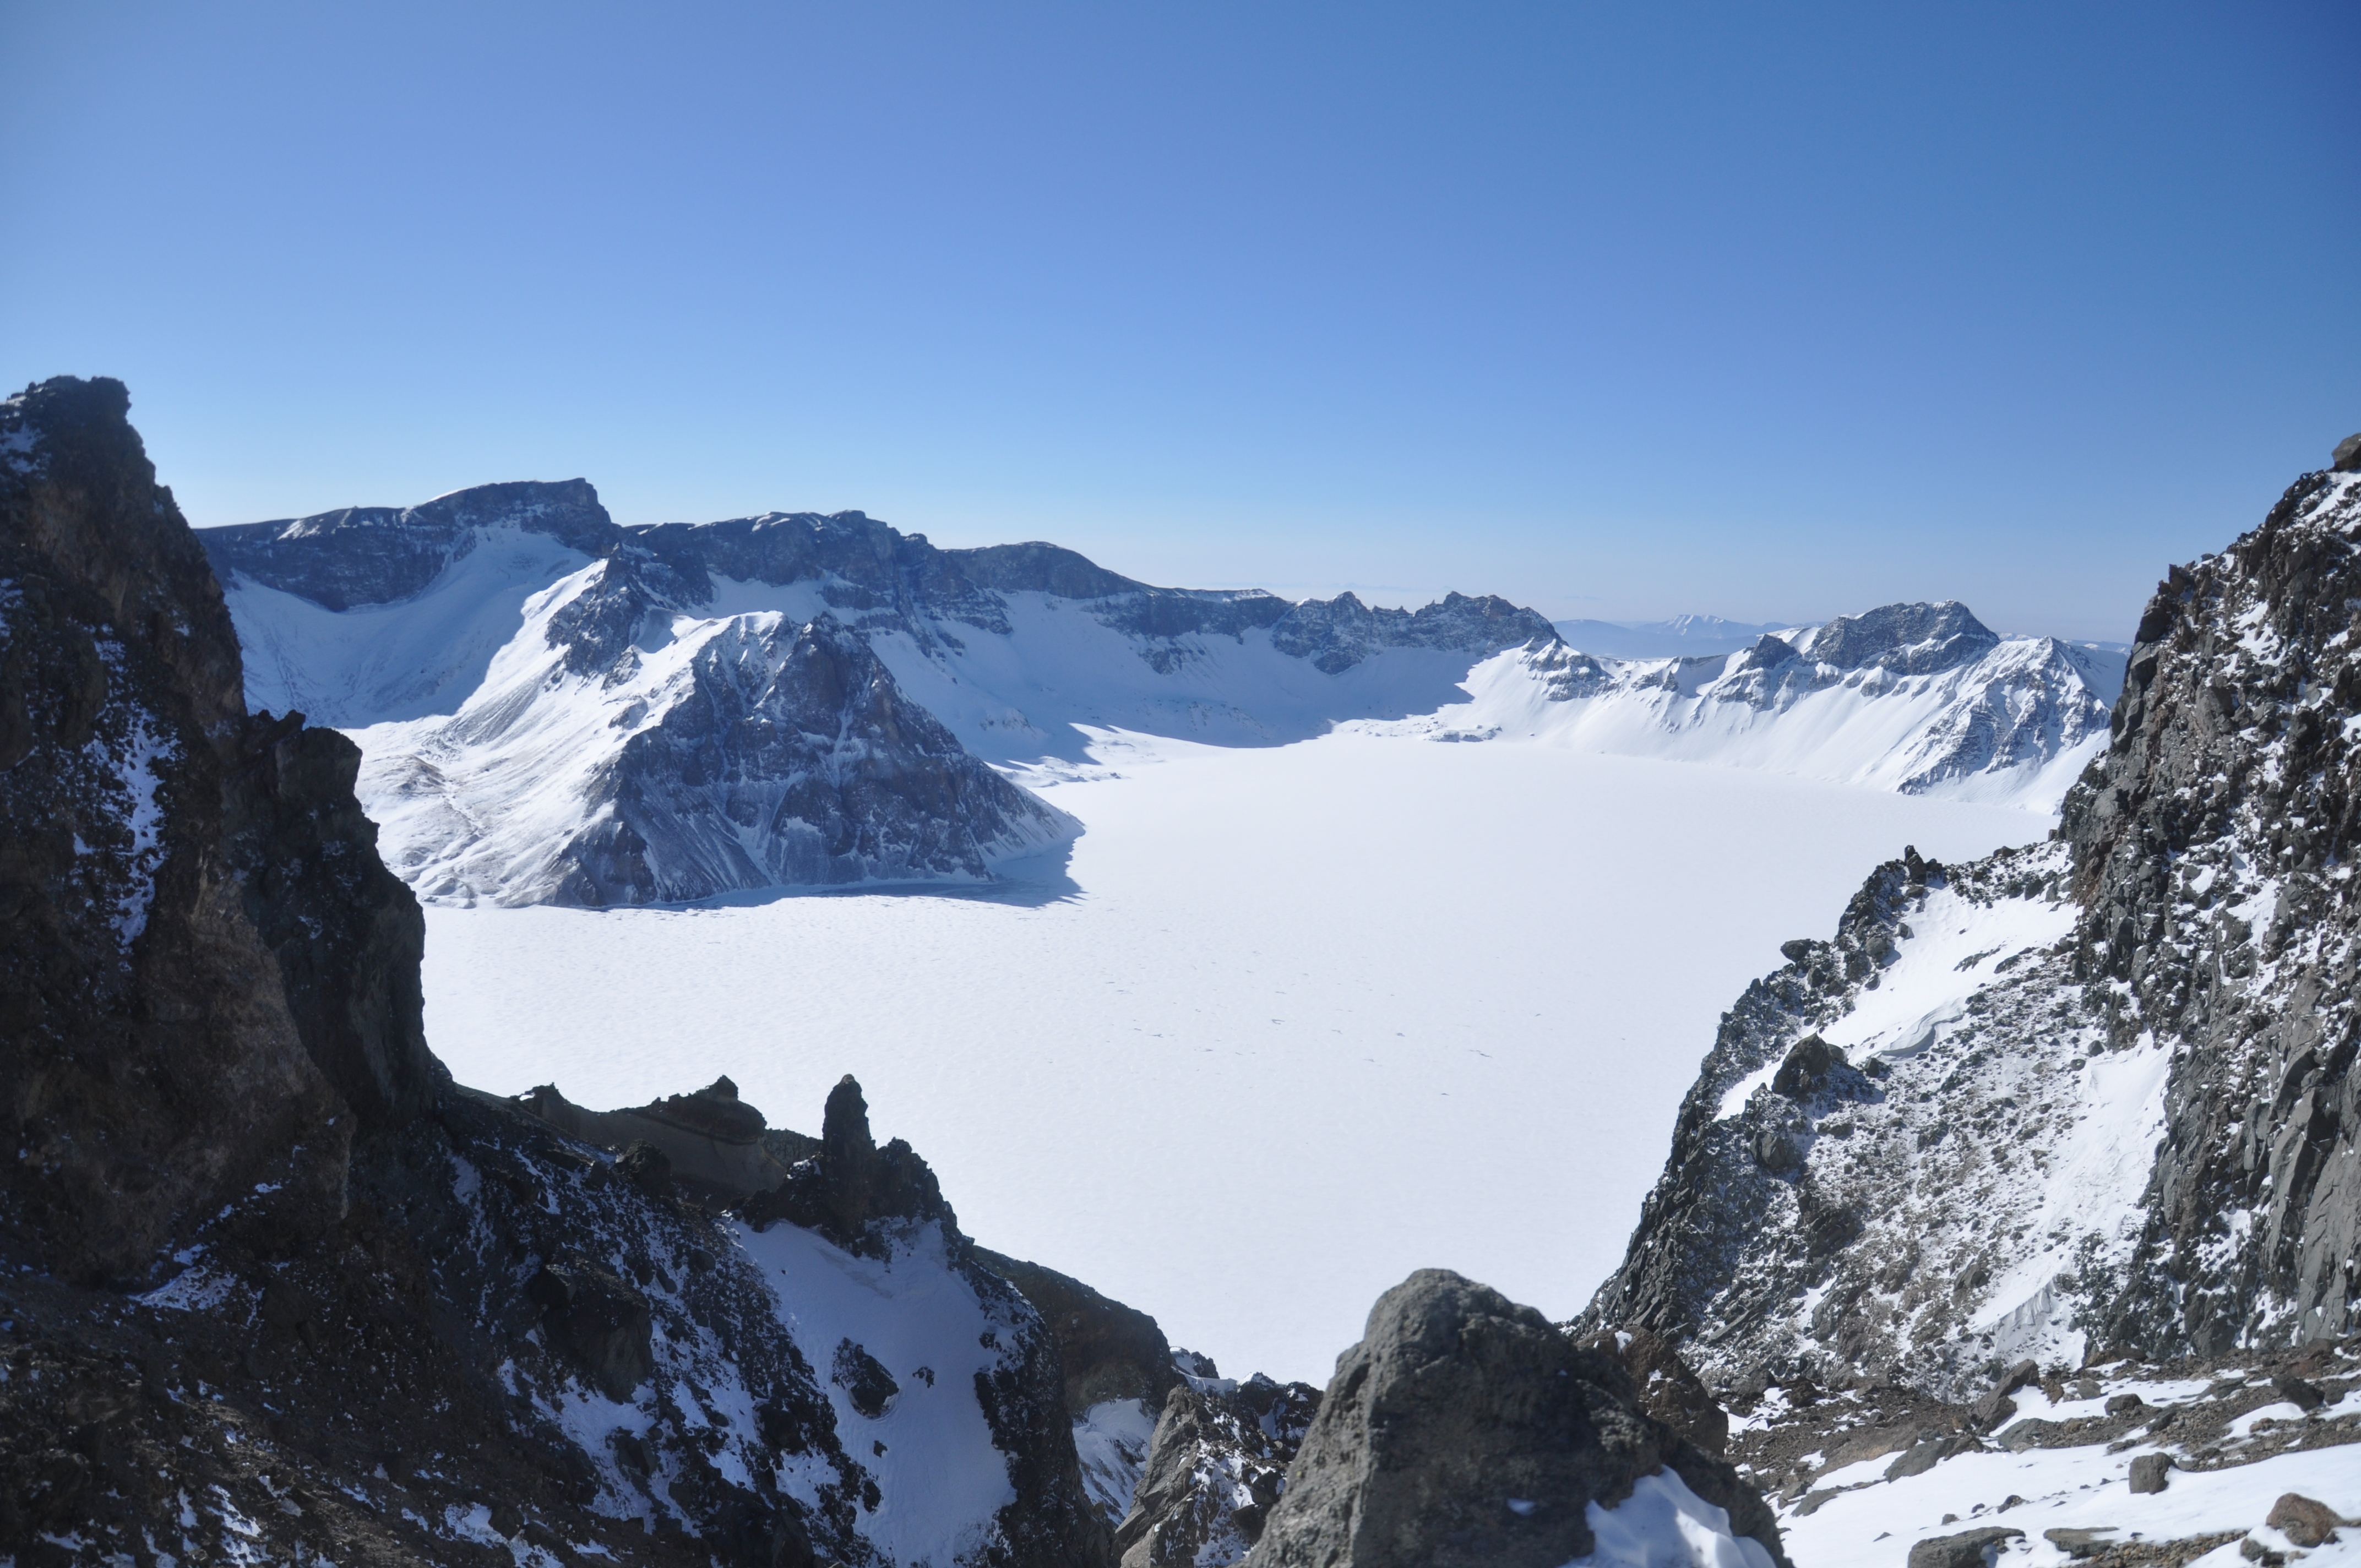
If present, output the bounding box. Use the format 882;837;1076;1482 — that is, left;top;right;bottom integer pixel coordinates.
1907;1527;2023;1568
1244;1270;1785;1568
2264;1494;2345;1550
2270;1374;2324;1413
2333;433;2361;473
616;1139;673;1195
2128;1452;2173;1494
2044;1528;2119;1560
829;1340;900;1419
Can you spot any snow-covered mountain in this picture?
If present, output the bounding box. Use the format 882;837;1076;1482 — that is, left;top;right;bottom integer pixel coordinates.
357;561;1079;907
1585;456;2361;1396
203;482;2114;906
1410;602;2119;806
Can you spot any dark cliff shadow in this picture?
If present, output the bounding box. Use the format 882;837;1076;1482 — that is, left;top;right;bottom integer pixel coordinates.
667;838;1083;912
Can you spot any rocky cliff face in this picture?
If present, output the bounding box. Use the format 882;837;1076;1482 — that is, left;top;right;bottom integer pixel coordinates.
359;553;1082;906
203;479;617;610
2060;460;2361;1355
1265;590;1558;674
1245;1270;1784;1568
1584;452;2361;1396
0;374;433;1287
0;378;1118;1565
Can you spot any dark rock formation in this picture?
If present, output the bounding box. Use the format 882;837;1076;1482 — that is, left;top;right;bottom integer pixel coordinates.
1267;590;1559;674
746;1073;957;1249
1798;601;1999;677
977;1250;1182;1419
1583;453;2361;1398
1577;1325;1731;1455
200;478;615;610
2060;464;2361;1354
1907;1526;2023;1568
1115;1373;1320;1566
1245;1270;1785;1568
542;605;1074;905
510;1075;817;1205
0;378;1117;1567
1;375;353;1284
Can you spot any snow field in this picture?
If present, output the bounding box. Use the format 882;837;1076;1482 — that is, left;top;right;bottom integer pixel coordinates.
734;1220;1017;1563
1573;1469;1779;1568
423;725;2049;1384
1779;1434;2361;1568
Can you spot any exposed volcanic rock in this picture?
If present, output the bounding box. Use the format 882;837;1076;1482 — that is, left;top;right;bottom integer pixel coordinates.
1266;590;1559;674
2060;460;2361;1354
1584;451;2361;1396
0;379;1118;1566
510;1076;818;1206
1;375;353;1284
1114;1368;1320;1566
976;1250;1182;1420
1800;601;1999;677
1244;1270;1785;1568
201;478;617;609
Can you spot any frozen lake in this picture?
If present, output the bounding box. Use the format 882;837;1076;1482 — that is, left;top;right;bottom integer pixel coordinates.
423;726;2053;1384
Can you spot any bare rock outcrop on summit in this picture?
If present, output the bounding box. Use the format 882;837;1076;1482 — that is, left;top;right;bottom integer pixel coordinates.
1245;1269;1785;1568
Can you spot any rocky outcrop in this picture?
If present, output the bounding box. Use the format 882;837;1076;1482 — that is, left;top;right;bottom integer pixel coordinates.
2;376;355;1285
509;1075;819;1206
1244;1270;1784;1568
1584;447;2361;1396
1795;601;1998;677
202;478;617;610
1113;1369;1320;1566
357;559;1083;906
1267;590;1558;674
2060;459;2361;1354
0;379;1119;1566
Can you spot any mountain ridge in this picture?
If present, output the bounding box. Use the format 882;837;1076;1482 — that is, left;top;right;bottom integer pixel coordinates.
205;481;2117;907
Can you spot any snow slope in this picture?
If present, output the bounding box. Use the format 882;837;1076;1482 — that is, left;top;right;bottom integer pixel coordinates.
1417;609;2114;811
417;726;2052;1384
351;562;1078;905
222;525;596;725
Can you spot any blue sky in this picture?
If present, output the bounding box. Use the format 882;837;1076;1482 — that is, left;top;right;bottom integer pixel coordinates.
4;3;2354;639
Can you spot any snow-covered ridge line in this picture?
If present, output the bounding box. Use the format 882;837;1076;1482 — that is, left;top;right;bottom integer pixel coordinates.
1587;452;2361;1401
1406;601;2118;810
206;481;2115;905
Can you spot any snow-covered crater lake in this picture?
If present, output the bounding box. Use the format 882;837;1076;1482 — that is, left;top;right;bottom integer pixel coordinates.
423;726;2053;1383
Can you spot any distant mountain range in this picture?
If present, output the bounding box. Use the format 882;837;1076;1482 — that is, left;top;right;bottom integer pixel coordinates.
200;484;2118;906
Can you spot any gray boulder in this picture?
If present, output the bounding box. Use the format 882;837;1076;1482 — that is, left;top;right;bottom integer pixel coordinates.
1908;1527;2023;1568
2332;432;2361;472
1245;1270;1785;1568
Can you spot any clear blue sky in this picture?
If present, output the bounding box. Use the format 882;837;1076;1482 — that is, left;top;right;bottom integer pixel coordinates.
4;3;2354;639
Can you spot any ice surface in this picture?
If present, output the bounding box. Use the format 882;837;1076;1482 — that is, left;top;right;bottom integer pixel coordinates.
422;726;2047;1382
